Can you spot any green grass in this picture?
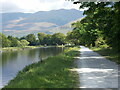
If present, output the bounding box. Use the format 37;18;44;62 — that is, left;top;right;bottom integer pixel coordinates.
90;46;120;64
4;47;80;88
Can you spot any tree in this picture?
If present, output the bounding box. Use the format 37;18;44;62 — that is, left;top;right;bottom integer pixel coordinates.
38;33;46;45
19;39;29;47
43;34;52;45
0;33;11;47
26;34;36;46
79;2;120;50
66;30;81;45
7;36;19;47
51;33;66;45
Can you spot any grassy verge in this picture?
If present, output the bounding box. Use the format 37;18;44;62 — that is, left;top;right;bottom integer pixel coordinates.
90;47;120;64
4;47;80;88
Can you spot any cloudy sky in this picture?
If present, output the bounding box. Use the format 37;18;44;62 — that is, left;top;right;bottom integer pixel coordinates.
0;0;82;13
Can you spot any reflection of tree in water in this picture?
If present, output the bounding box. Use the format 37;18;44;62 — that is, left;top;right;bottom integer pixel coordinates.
0;54;2;67
27;49;36;59
49;47;65;56
1;47;67;67
2;51;18;66
38;47;66;60
18;49;30;57
38;48;47;60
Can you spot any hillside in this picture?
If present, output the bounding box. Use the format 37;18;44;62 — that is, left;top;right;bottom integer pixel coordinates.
1;9;84;37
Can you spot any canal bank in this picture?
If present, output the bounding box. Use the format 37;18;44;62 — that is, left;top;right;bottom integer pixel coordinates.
1;46;67;88
3;47;80;88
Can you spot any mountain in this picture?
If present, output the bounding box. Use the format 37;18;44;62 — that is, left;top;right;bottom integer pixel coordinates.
1;9;84;37
49;17;84;34
2;13;32;23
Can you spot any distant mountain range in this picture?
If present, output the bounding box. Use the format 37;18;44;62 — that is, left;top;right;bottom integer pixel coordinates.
1;9;84;37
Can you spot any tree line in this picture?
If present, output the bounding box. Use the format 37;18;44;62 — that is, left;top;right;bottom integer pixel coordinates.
0;32;68;47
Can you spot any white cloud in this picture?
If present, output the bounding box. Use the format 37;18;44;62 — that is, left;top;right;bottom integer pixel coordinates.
0;0;82;13
0;1;24;13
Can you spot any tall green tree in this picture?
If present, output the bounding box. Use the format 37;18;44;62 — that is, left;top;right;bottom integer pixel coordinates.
80;2;120;51
38;33;46;45
52;33;66;45
43;34;52;45
0;33;11;47
26;34;36;46
8;36;19;47
19;39;29;47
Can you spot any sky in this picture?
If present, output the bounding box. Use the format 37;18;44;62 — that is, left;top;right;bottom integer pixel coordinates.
0;0;83;13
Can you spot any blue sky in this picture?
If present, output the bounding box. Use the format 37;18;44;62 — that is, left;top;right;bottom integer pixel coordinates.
0;0;84;13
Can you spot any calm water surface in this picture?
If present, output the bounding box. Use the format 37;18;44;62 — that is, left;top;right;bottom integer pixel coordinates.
0;47;67;87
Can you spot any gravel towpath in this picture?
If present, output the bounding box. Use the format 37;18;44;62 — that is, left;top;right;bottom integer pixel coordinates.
76;46;119;88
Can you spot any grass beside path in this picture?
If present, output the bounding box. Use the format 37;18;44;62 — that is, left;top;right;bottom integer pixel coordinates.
4;47;80;88
90;47;120;64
